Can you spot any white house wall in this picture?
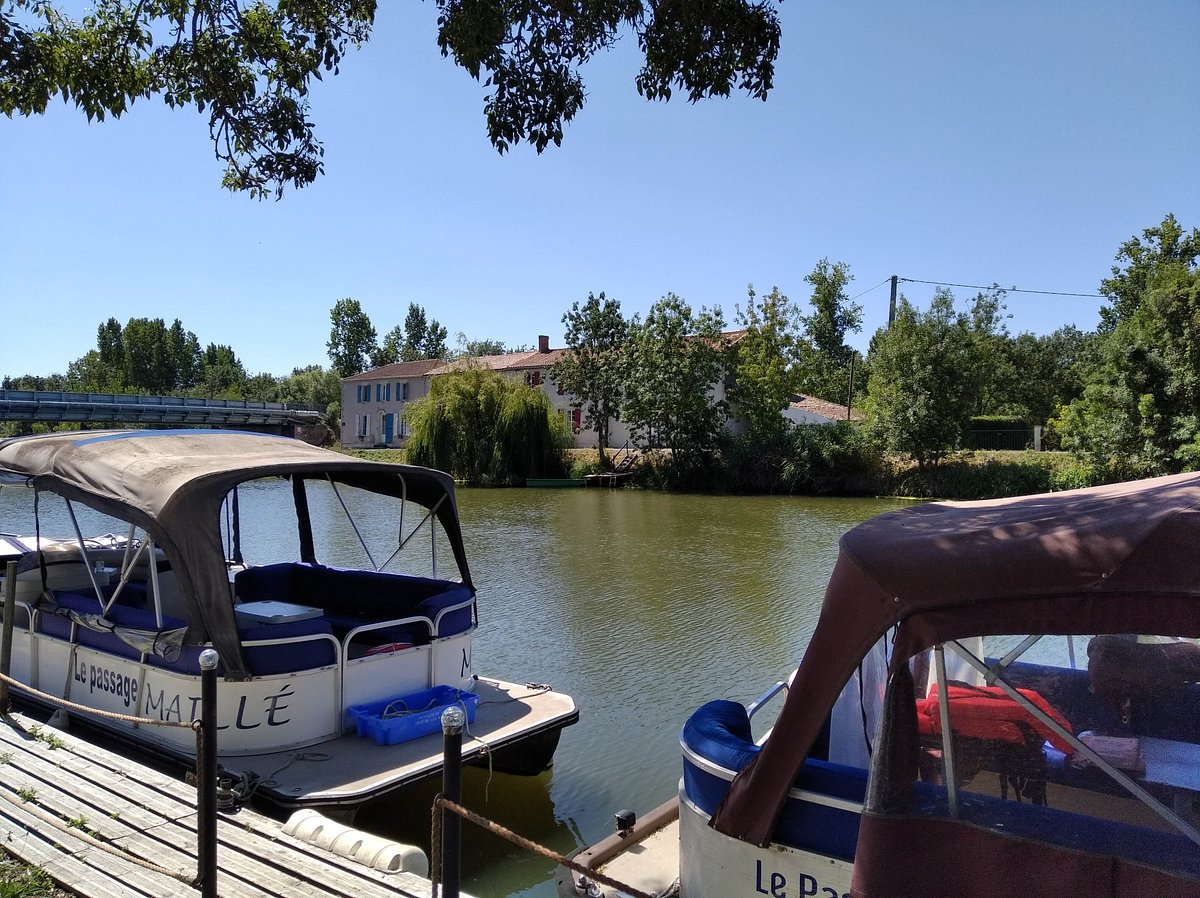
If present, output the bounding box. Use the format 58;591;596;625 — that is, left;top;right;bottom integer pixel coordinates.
338;353;812;452
339;376;432;448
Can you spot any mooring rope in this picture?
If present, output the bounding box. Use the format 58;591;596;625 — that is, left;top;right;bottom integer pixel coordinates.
431;796;665;898
0;672;196;729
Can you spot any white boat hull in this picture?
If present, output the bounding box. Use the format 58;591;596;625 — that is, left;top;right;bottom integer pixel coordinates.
678;792;851;898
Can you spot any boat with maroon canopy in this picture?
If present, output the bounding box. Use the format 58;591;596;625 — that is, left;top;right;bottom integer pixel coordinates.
564;473;1200;898
0;429;577;815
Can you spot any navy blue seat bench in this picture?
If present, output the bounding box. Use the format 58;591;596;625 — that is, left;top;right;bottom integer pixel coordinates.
234;563;474;643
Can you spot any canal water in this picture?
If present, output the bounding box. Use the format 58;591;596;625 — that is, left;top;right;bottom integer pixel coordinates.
0;480;906;897
368;487;907;897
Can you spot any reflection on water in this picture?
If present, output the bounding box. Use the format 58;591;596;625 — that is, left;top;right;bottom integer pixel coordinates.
0;479;906;898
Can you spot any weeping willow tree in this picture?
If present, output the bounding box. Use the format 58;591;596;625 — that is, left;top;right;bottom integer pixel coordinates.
407;366;569;485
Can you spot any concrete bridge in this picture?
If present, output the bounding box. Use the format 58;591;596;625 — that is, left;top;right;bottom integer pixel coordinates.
0;390;323;433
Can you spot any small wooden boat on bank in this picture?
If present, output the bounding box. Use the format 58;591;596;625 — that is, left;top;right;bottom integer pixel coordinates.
563;474;1200;897
0;430;577;816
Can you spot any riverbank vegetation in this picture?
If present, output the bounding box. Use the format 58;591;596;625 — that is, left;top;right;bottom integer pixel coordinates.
4;215;1197;501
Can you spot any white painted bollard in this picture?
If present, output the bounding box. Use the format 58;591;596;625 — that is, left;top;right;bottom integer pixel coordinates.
283;809;428;876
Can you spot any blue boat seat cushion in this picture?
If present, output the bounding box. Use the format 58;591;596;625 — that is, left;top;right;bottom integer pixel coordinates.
39;589;187;662
239;618;335;675
681;700;867;860
40;588;334;676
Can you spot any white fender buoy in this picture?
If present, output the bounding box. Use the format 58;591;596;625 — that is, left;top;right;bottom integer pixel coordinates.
283;810;428;875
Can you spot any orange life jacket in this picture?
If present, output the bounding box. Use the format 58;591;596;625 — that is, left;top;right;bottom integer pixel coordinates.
917;682;1074;756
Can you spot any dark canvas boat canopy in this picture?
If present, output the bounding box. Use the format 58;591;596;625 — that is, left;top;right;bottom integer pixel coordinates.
0;429;473;680
712;471;1200;846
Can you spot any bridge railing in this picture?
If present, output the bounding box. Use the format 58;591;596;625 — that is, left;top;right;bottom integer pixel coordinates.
0;390;322;426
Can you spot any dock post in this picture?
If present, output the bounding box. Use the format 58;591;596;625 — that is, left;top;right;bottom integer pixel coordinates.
0;562;15;713
440;705;466;898
198;649;219;898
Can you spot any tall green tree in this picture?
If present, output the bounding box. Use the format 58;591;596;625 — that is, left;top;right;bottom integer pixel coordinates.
1098;213;1200;332
965;286;1013;416
729;285;803;440
865;289;982;471
198;343;247;397
327;298;377;377
623;294;727;474
552;291;628;468
406;365;566;485
1001;326;1092;426
96;317;125;387
452;333;508;358
400;303;448;361
798;259;862;403
1055;215;1200;473
65;350;110;392
1;2;781;197
278;364;342;427
371;325;405;368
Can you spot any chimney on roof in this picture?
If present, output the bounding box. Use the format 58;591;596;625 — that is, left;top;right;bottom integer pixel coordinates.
538;335;550;353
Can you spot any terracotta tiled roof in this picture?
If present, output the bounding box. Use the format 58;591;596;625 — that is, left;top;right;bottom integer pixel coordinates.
789;394;863;422
347;328;746;381
427;347;567;376
343;359;444;382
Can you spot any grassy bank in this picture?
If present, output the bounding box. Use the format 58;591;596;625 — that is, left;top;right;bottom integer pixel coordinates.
0;859;69;898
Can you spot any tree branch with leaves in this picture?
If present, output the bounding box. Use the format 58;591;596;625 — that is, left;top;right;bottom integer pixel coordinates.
3;0;781;197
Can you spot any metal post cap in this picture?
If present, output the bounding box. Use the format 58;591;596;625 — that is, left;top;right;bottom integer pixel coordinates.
199;649;220;670
441;705;466;733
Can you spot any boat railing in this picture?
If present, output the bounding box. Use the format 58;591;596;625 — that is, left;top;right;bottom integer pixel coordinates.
340;596;477;708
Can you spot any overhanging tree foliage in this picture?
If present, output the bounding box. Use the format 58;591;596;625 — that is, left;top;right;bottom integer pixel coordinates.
405;364;566;485
2;1;782;197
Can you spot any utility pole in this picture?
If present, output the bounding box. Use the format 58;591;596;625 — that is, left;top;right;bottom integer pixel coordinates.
888;275;898;326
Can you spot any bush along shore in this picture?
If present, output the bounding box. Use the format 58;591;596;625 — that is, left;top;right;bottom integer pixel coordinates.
344;426;1110;502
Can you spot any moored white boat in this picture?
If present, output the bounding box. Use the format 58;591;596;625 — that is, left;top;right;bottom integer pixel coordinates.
562;474;1200;898
0;429;578;815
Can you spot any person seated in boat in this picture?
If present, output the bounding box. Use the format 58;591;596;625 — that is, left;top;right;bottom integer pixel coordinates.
1087;634;1200;736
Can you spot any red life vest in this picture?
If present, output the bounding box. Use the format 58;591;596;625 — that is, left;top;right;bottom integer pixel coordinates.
917;682;1074;756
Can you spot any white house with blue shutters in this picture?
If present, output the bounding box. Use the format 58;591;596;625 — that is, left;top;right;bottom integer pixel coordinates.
339;359;442;449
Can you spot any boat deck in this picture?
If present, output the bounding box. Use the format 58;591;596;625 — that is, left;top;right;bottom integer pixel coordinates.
0;709;464;898
557;799;680;898
224;677;579;809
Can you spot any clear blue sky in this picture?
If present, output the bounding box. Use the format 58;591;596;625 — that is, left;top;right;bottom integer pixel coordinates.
2;1;1197;380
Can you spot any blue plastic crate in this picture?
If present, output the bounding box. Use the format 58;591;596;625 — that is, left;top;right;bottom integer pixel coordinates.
347;685;479;746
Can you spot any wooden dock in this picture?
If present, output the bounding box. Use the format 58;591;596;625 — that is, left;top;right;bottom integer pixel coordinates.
0;710;455;898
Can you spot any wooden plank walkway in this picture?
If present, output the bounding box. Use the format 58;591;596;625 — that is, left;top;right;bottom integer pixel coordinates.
0;711;454;898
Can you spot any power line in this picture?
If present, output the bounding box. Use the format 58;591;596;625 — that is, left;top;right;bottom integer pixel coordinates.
897;277;1102;299
848;278;892;303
